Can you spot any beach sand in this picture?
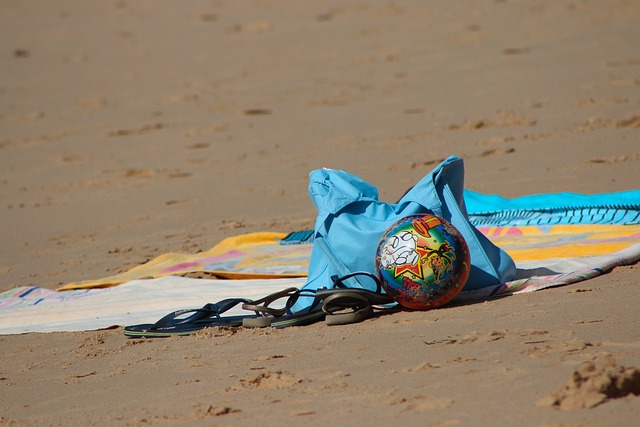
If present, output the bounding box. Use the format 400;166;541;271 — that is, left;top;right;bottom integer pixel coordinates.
1;1;639;425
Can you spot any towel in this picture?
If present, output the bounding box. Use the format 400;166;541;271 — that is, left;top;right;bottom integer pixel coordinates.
59;232;311;290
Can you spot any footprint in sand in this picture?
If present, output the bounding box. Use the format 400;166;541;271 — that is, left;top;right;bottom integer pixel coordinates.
387;395;454;412
191;404;240;418
503;47;530;55
589;153;639;164
579;115;640;131
56;154;89;164
105;168;192;180
244;108;272;115
185;143;210;150
480;147;515;157
229;21;272;33
106;123;166;137
236;370;306;390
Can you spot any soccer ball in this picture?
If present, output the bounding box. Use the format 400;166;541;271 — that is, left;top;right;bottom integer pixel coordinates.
375;214;470;310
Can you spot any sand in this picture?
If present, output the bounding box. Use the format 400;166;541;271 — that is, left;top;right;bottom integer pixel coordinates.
1;0;639;425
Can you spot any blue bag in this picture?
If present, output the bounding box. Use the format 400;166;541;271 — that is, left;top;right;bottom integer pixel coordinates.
295;156;516;311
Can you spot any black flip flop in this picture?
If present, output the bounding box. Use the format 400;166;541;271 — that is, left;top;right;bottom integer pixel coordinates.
316;272;396;326
242;288;326;328
124;287;300;338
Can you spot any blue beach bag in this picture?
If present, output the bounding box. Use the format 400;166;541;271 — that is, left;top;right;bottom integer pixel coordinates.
296;156;516;311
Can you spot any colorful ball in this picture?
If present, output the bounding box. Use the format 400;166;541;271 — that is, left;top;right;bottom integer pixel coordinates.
375;214;470;310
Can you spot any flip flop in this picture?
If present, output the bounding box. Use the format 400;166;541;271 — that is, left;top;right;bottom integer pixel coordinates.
320;290;373;325
315;272;396;325
242;309;326;328
124;287;300;338
242;289;326;328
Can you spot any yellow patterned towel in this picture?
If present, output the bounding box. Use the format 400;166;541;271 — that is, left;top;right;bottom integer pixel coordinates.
59;232;312;290
58;224;640;291
477;224;640;261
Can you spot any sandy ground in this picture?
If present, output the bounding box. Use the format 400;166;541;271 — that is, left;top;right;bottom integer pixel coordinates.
1;0;639;425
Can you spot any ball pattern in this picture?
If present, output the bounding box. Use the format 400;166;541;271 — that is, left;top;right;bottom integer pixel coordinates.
375;214;470;310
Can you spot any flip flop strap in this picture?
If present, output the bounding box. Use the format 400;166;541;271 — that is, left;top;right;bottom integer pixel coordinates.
149;297;252;330
322;291;373;326
240;287;301;317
